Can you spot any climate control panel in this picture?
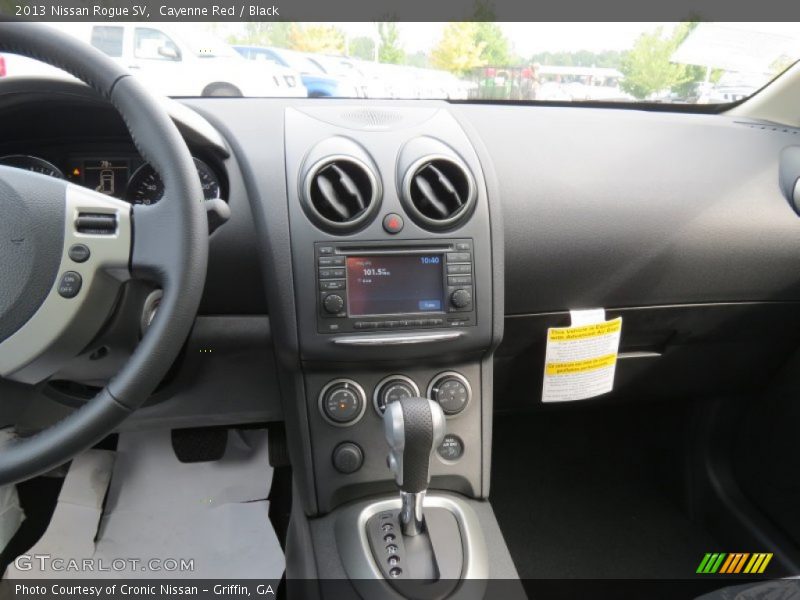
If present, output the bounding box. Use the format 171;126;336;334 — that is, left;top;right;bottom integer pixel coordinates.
317;372;471;427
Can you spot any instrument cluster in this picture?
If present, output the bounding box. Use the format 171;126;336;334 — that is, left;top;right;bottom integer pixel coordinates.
0;153;223;205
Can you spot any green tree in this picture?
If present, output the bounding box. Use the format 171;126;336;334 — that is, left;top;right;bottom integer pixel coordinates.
474;22;510;66
288;24;345;54
349;36;376;61
669;22;715;99
620;25;694;100
377;22;405;64
430;22;487;76
472;1;510;66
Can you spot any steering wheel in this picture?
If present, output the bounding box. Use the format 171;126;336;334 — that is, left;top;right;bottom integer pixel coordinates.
0;24;208;483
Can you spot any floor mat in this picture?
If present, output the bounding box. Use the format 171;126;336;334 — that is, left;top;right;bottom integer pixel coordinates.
491;403;719;579
5;428;284;579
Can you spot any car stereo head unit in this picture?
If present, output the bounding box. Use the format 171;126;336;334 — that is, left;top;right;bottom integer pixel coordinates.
315;240;476;334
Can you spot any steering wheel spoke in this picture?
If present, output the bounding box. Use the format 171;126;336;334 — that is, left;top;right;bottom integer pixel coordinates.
0;23;208;484
0;175;131;384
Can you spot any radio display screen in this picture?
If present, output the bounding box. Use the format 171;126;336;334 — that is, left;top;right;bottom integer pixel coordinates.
346;254;444;316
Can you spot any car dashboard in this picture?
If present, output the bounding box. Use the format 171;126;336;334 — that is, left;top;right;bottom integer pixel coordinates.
3;76;800;519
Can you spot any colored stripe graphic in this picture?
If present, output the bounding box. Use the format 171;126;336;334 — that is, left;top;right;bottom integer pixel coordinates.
734;553;750;573
697;553;727;573
697;554;713;573
710;553;726;573
719;554;735;573
721;553;739;574
699;552;773;574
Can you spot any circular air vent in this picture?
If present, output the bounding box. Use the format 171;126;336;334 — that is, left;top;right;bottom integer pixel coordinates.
402;157;476;231
302;157;380;233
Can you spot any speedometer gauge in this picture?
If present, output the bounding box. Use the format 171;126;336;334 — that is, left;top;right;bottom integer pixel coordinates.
126;157;221;205
0;155;64;179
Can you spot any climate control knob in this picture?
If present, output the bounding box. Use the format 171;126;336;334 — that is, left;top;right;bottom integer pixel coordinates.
428;372;471;415
319;379;366;426
450;288;471;309
373;375;420;415
323;294;345;314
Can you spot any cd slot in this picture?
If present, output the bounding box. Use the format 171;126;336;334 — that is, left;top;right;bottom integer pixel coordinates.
341;245;454;256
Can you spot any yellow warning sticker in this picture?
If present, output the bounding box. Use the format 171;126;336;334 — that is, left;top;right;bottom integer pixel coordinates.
548;320;622;342
545;353;618;376
542;311;622;403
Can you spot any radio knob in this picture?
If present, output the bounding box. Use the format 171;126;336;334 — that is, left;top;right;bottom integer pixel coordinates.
450;288;471;309
323;294;345;314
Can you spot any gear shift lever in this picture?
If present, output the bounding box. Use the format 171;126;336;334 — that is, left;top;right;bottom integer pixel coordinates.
383;397;446;536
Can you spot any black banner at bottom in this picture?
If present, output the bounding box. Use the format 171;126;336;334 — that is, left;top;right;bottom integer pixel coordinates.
0;577;791;600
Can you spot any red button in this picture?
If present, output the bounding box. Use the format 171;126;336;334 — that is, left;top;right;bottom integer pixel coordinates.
383;213;404;234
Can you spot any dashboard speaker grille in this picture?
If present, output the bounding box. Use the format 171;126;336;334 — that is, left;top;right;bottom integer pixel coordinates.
340;109;403;128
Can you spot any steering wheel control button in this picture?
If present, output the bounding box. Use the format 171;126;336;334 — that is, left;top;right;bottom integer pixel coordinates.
323;294;345;314
383;213;404;234
57;271;82;298
428;372;472;415
68;243;91;263
319;379;367;426
75;212;117;235
438;434;465;461
373;375;420;415
332;442;364;474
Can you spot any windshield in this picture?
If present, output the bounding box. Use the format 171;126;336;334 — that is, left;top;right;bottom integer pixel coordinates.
2;22;798;103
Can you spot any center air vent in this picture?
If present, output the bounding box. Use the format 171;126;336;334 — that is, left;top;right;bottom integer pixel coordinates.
303;157;380;233
402;157;476;231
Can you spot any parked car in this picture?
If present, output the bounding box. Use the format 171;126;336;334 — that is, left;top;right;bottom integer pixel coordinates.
0;23;306;98
234;45;354;98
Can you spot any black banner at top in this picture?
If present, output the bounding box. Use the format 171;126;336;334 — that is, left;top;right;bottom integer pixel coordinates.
2;0;800;22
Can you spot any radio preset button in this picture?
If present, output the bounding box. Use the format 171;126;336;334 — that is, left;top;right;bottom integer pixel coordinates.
318;256;345;267
320;280;345;291
447;264;471;274
448;275;473;286
319;267;346;279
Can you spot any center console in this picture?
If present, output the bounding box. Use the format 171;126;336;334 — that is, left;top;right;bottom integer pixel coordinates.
273;104;518;596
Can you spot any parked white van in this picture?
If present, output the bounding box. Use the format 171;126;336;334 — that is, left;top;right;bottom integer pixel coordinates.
0;23;307;98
